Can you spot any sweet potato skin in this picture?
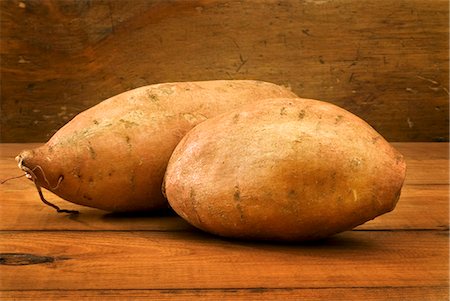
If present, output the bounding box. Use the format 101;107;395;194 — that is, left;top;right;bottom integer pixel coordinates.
164;98;407;241
17;80;297;212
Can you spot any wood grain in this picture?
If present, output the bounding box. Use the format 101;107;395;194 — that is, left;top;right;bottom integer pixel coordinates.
1;287;448;301
0;231;448;290
1;0;448;142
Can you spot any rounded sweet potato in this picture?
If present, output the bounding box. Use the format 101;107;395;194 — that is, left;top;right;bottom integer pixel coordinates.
164;98;407;241
16;80;297;212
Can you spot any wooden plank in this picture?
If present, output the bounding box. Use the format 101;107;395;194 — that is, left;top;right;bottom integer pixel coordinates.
405;160;448;185
356;184;448;230
1;143;448;230
393;143;449;161
0;231;448;290
0;183;447;231
392;143;449;185
1;0;448;142
1;287;448;301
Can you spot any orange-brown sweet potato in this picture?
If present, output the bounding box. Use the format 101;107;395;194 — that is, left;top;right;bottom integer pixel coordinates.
17;80;297;212
164;98;406;241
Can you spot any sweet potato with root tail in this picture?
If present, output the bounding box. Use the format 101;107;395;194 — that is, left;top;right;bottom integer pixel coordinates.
16;80;297;212
163;98;407;241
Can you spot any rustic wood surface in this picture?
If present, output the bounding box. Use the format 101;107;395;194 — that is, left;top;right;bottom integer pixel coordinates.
1;0;448;142
0;143;448;300
2;287;448;301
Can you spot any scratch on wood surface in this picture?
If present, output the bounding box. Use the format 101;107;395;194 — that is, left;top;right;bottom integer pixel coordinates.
406;87;418;94
417;75;439;85
348;73;354;83
407;118;414;128
230;37;240;49
428;85;450;95
236;54;248;73
304;0;331;4
18;56;30;64
107;2;115;34
428;86;441;92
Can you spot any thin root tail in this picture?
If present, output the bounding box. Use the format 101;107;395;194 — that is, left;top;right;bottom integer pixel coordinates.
17;156;79;215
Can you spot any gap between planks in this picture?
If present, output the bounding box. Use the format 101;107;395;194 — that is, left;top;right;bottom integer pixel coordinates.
0;228;448;233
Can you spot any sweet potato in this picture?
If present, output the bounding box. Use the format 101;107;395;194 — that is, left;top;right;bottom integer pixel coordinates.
16;80;297;212
163;98;407;241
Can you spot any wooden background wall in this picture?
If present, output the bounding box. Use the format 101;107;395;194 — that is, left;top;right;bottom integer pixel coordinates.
1;0;448;142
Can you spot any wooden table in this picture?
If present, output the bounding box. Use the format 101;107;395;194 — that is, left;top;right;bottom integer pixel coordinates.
0;143;448;300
